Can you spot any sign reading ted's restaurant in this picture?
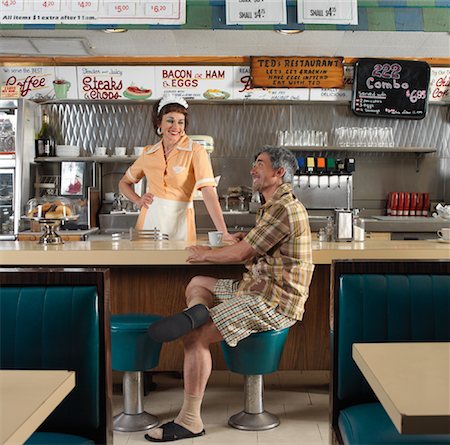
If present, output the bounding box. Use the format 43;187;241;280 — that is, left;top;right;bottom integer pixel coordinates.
250;56;344;89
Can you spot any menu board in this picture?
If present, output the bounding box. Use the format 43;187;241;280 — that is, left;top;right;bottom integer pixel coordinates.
0;0;186;24
352;58;430;120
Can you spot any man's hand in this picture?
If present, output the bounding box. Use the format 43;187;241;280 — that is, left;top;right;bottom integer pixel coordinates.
186;245;212;263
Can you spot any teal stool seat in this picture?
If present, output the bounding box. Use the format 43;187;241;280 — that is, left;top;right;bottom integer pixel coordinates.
221;328;290;431
111;314;162;432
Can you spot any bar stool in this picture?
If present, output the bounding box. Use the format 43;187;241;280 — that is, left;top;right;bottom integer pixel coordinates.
221;328;290;431
111;313;163;432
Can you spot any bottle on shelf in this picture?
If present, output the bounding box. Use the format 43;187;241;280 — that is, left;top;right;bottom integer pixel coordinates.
35;112;54;157
353;209;365;242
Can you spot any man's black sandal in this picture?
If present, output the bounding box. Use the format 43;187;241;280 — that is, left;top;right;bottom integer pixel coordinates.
144;421;206;442
147;304;210;343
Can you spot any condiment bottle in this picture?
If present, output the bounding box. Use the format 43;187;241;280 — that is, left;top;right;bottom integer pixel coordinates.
353;209;365;242
410;193;418;216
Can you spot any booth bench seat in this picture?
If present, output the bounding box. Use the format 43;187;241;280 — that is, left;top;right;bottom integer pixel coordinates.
330;261;450;445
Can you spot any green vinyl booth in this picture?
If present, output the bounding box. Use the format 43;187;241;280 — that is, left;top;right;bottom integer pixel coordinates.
330;261;450;445
0;276;111;445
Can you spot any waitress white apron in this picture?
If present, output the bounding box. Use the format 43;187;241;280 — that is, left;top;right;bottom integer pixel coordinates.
142;196;193;241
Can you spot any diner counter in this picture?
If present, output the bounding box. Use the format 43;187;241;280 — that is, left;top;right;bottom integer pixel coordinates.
0;239;449;266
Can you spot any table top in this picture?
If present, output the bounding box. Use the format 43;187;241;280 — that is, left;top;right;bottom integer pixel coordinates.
0;370;76;445
352;342;450;435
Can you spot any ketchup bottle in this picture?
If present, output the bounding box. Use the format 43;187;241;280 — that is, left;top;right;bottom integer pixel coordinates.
422;192;430;216
416;193;424;217
403;192;410;217
398;192;405;216
391;192;399;216
410;193;418;216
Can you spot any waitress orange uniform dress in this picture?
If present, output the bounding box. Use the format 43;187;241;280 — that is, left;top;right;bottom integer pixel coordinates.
125;135;216;241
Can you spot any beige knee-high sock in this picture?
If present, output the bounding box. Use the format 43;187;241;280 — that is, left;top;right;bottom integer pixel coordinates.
175;392;204;433
146;393;204;440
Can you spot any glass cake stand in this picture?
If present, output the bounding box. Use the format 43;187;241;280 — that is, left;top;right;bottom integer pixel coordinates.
22;216;79;245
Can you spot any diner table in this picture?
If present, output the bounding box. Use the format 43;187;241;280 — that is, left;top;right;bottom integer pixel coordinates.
0;370;76;445
352;342;450;435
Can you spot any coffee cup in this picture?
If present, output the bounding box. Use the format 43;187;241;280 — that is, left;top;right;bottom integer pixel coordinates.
208;231;223;246
134;146;145;156
115;146;126;156
437;228;450;241
53;79;71;99
95;146;107;156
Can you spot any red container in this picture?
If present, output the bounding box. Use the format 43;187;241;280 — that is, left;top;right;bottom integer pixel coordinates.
391;192;399;216
416;193;424;217
403;192;410;216
422;192;430;216
398;192;405;216
410;193;418;216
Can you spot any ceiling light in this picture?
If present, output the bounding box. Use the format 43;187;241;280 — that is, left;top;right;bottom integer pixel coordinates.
276;30;303;35
102;28;128;33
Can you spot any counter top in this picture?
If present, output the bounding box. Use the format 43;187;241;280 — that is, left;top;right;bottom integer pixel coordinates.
0;239;448;266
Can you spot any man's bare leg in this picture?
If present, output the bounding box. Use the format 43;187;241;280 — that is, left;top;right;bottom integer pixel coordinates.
185;276;218;308
145;321;223;440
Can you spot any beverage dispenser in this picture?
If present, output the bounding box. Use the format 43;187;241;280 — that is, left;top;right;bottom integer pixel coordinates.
293;156;354;210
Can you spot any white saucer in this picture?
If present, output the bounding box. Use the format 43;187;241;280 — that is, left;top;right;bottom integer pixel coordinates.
438;238;450;244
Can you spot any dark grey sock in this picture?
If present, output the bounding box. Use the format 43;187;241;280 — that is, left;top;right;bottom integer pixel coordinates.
148;304;211;343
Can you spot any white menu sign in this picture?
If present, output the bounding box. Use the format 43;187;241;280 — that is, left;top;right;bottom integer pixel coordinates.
0;0;185;24
226;0;287;25
0;66;78;100
297;0;358;25
233;66;309;100
77;66;155;100
428;67;450;102
156;66;234;101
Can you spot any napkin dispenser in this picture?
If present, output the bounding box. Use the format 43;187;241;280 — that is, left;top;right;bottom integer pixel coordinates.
335;209;353;241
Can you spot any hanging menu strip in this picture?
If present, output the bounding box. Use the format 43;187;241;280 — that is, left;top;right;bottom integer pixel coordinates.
251;57;344;89
297;0;358;25
0;0;185;24
351;58;431;119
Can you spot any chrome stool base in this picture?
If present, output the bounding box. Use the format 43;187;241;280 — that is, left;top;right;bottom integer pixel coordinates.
228;411;280;431
113;412;159;432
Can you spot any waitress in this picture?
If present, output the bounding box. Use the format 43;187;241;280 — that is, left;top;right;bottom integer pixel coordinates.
119;95;234;242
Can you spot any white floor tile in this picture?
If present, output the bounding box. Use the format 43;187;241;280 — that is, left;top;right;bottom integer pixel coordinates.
112;370;331;445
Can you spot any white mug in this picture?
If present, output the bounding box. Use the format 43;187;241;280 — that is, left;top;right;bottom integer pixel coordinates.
134;146;145;156
95;146;107;156
115;146;126;156
208;231;223;246
437;228;450;241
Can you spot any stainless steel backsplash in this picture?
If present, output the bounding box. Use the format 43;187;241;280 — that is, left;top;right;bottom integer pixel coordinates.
44;102;450;209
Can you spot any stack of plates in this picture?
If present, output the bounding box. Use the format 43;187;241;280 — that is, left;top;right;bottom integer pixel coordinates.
56;145;80;157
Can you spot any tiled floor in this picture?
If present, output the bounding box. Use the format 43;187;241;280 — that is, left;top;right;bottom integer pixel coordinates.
113;371;330;445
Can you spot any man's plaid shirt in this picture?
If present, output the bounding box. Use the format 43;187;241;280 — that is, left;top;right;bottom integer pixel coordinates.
238;183;315;320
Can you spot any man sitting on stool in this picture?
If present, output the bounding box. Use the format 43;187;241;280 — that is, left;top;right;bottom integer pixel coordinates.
147;146;314;443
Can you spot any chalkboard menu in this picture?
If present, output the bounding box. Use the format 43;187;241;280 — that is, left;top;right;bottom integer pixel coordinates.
352;58;430;120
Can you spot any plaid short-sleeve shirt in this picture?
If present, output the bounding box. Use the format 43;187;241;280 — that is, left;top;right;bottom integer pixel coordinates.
239;183;315;320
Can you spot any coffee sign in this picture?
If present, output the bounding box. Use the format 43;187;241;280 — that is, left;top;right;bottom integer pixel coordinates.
352;58;430;119
250;57;344;89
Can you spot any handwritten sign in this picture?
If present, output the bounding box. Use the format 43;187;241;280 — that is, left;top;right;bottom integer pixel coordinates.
352;58;430;120
429;67;450;103
297;0;358;25
251;57;344;89
0;85;21;99
226;0;286;25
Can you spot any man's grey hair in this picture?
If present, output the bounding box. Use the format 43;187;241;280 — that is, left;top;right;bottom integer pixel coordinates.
258;146;298;183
